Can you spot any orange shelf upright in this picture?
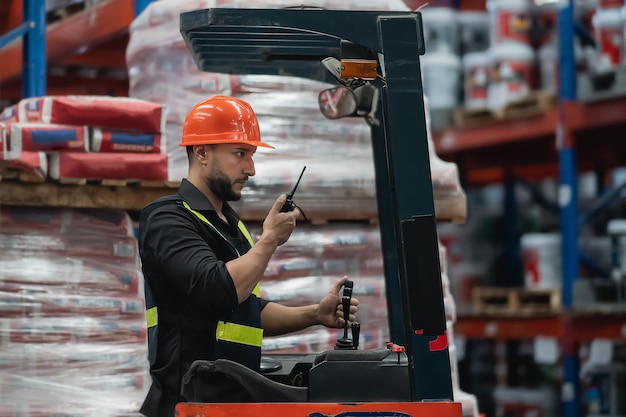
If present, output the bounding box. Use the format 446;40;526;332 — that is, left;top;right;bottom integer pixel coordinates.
0;0;135;83
434;99;626;157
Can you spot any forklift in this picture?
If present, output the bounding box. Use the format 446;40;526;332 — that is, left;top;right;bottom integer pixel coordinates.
176;7;462;417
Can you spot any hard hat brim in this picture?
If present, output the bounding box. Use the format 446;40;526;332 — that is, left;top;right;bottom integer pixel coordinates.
180;136;275;149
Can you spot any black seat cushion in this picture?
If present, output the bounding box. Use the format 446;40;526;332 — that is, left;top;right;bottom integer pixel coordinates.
181;360;307;403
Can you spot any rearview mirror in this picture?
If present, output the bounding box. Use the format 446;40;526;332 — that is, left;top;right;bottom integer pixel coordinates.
318;87;357;120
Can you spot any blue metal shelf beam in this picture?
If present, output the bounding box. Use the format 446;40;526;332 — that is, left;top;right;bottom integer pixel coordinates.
21;0;46;98
0;21;31;49
558;2;580;417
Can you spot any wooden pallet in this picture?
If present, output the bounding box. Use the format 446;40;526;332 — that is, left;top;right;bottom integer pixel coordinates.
0;169;46;183
0;178;467;223
55;178;180;188
472;286;561;315
453;90;557;128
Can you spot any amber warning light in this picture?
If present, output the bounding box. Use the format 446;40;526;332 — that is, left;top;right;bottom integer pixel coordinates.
340;59;378;80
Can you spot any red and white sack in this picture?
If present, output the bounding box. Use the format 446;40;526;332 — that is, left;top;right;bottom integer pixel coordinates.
0;122;7;159
11;123;88;152
17;96;166;133
0;122;20;160
91;127;164;153
7;151;47;179
49;152;168;181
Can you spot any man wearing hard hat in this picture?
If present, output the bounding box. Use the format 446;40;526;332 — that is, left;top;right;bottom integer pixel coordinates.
137;96;358;417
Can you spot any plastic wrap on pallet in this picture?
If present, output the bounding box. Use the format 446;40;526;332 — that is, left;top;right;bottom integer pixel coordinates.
0;205;135;237
126;0;464;215
48;152;169;182
0;206;148;416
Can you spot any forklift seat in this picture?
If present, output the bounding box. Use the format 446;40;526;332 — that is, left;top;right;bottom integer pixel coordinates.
182;359;308;403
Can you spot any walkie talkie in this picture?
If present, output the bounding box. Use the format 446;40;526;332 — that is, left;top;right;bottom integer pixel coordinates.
280;166;306;213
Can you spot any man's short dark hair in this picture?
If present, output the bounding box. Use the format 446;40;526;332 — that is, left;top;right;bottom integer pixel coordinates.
186;146;194;163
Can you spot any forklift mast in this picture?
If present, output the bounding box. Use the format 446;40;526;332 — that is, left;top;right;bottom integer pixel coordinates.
179;7;453;404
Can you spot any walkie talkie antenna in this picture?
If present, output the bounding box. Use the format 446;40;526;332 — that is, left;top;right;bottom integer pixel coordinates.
288;166;306;198
280;166;308;220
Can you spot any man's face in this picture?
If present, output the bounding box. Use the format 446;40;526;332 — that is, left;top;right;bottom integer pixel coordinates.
205;143;256;201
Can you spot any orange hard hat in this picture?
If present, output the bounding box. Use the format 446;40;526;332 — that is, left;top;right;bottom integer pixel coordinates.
180;95;274;148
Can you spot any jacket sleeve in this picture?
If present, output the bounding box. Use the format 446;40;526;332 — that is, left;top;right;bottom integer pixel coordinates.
140;206;239;317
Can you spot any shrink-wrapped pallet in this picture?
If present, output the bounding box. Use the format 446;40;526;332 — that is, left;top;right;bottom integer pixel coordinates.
0;206;148;417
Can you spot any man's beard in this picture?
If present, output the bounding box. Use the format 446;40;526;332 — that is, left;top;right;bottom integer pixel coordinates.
206;164;244;202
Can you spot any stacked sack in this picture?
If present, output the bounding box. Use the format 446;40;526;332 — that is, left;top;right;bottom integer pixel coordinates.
126;0;464;215
0;96;168;182
0;206;149;416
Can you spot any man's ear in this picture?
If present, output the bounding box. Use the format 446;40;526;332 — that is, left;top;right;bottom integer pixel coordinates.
193;145;209;163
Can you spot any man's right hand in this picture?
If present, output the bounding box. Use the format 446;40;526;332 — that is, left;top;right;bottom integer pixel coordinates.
262;194;300;246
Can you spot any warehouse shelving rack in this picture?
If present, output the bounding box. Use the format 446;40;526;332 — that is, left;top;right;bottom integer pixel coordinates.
0;0;148;101
431;4;626;417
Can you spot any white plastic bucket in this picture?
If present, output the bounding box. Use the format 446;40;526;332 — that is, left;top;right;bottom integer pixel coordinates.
520;233;562;290
421;7;459;54
487;41;535;110
538;41;558;93
421;50;461;110
458;11;491;54
462;51;489;109
487;0;532;46
592;6;625;70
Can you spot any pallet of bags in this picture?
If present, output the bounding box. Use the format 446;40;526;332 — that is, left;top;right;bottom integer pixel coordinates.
0;205;148;416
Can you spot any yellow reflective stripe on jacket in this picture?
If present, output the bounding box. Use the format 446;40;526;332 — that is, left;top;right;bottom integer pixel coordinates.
182;201;255;251
182;201;233;252
146;306;158;328
216;320;263;347
237;221;254;246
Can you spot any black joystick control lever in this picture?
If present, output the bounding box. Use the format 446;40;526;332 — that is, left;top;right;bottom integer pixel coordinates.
335;280;356;350
351;322;360;349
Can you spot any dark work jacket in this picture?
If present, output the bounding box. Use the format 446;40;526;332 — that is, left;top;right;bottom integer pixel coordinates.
138;179;267;417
